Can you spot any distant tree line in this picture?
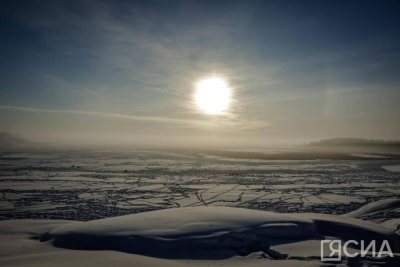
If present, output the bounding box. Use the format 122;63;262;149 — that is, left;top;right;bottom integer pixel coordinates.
308;138;400;147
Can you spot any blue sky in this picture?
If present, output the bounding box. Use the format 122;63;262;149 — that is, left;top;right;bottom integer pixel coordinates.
0;0;399;146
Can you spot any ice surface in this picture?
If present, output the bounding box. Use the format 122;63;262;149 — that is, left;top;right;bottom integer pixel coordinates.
1;150;400;220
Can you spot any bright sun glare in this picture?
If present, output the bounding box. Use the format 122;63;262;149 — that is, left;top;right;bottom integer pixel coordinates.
194;76;231;115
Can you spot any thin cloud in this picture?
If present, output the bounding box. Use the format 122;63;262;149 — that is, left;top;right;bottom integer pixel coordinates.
0;105;198;125
0;105;268;130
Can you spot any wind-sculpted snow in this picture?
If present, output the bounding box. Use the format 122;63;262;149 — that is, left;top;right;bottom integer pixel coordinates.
0;150;400;220
42;207;319;259
42;206;400;258
0;203;400;266
347;198;400;221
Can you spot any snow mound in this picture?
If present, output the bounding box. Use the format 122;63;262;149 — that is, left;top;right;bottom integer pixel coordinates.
346;198;400;219
41;206;318;259
2;201;400;266
381;219;400;235
40;206;400;260
382;165;400;172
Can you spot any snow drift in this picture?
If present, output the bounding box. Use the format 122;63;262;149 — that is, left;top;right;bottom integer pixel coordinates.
1;200;400;266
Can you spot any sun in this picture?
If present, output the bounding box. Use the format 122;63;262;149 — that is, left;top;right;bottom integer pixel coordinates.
194;76;231;115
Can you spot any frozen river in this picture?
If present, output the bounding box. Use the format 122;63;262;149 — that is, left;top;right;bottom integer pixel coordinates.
0;150;399;220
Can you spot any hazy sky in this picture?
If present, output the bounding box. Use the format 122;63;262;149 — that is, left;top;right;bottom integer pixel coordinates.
1;0;400;147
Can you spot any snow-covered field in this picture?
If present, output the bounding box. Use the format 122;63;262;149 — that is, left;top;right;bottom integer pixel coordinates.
0;150;400;266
